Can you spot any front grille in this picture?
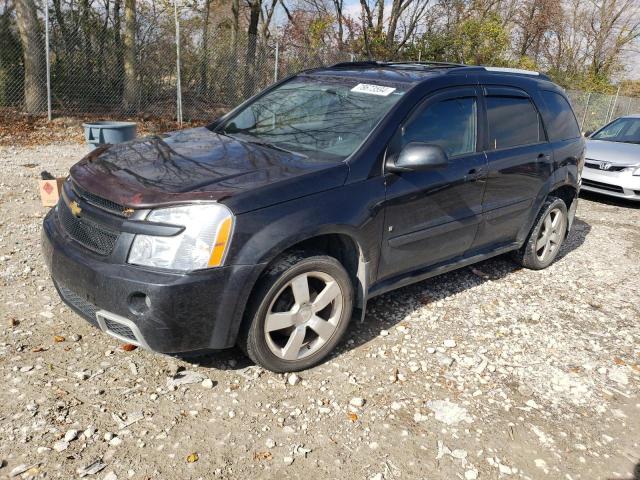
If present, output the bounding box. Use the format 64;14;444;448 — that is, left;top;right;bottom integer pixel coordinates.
582;179;624;193
58;201;119;255
104;318;136;341
72;183;125;216
57;284;98;326
584;162;627;172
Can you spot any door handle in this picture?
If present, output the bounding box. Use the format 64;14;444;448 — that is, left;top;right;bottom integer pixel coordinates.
465;168;483;181
538;153;551;161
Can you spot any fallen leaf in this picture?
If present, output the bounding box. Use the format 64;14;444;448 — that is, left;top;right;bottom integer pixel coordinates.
32;346;48;352
253;451;272;461
613;357;626;366
54;335;65;343
186;453;199;463
347;412;358;422
122;343;138;352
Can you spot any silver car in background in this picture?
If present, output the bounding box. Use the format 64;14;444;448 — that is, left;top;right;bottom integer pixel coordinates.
582;115;640;201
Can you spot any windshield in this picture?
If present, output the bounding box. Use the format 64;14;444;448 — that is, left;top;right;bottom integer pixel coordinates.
217;76;407;160
591;117;640;144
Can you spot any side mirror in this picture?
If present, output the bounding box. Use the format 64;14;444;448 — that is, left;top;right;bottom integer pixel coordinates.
386;142;449;173
583;130;593;137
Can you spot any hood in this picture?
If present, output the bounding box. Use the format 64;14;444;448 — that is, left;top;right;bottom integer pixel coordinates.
70;127;348;213
585;139;640;166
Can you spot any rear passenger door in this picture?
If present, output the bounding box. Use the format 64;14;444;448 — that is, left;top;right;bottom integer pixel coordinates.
472;86;553;250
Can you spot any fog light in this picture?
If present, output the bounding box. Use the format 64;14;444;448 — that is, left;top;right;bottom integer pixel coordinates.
128;292;150;315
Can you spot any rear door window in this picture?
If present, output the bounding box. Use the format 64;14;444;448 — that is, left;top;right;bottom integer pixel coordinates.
540;91;581;141
486;96;544;150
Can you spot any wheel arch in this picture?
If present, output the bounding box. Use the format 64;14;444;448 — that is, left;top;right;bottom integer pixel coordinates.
230;229;370;348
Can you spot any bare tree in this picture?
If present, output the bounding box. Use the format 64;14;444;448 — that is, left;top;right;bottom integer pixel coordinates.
122;0;137;111
14;0;46;113
585;0;640;79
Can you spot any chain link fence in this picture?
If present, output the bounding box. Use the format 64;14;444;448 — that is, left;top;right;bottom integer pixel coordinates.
1;5;639;128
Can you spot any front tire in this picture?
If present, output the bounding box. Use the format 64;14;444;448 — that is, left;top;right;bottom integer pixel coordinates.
239;252;354;372
513;196;568;270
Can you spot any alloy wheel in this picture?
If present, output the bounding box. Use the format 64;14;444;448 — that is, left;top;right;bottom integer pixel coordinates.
535;207;564;262
264;271;343;361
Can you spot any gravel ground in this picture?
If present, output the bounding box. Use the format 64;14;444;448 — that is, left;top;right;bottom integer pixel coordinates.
1;143;639;480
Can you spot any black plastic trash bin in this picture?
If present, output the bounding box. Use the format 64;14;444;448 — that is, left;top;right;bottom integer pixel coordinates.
83;121;137;150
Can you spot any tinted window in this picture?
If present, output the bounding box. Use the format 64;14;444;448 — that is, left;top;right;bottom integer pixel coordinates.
540;91;581;141
403;97;477;157
487;96;543;149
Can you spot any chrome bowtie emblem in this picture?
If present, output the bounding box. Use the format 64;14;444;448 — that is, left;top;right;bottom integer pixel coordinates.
599;161;612;171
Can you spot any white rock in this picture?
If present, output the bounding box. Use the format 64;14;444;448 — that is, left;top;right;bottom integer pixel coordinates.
608;368;628;385
534;459;547;469
287;373;300;386
283;456;294;466
109;436;123;447
103;472;118;480
64;429;78;442
426;347;436;354
53;440;69;452
369;474;383;480
201;378;214;389
451;449;468;459
426;400;472;425
265;438;276;448
84;426;96;439
166;370;205;388
349;397;365;408
413;412;429;422
104;432;115;441
443;339;456;348
464;469;478;480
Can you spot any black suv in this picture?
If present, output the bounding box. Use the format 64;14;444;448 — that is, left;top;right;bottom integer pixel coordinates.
42;62;584;372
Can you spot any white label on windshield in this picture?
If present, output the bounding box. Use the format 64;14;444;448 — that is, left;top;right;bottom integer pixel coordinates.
351;83;396;96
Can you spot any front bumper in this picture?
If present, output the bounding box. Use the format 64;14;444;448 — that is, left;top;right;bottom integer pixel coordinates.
581;168;640;201
42;208;263;353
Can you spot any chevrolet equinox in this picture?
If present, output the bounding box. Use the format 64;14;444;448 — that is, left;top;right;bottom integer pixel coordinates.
42;62;585;372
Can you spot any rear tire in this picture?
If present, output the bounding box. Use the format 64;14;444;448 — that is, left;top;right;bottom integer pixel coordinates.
238;251;354;372
513;196;568;270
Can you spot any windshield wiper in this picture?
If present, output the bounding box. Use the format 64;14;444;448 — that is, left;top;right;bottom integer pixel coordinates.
227;133;307;157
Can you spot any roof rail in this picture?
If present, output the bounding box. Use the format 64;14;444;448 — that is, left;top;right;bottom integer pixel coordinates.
384;61;466;68
330;61;381;68
329;60;466;70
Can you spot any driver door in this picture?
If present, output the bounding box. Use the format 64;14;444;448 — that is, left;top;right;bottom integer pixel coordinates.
378;87;488;280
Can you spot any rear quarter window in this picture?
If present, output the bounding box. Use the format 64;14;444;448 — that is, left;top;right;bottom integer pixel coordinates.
540;91;581;141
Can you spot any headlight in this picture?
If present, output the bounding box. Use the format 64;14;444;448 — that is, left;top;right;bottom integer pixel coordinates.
128;204;234;271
